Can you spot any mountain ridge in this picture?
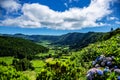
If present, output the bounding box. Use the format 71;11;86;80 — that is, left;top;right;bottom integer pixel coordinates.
1;28;119;50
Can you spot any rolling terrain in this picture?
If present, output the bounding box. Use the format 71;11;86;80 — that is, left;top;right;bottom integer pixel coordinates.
1;31;106;49
0;28;120;80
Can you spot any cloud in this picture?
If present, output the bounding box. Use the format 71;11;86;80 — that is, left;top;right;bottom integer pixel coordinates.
115;21;120;24
0;0;113;30
107;16;118;21
0;0;21;13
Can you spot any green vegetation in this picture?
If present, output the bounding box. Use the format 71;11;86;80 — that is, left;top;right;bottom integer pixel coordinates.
0;57;14;65
3;31;105;50
70;32;105;50
23;71;36;80
78;32;120;62
3;33;60;42
0;28;119;80
12;58;34;71
0;36;49;59
36;40;51;47
69;29;120;80
0;65;29;80
31;60;45;72
36;60;80;80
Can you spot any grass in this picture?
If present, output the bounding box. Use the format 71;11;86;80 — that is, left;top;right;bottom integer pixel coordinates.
31;60;45;67
36;40;51;47
0;57;14;65
23;71;36;80
45;58;53;62
31;60;45;72
36;49;55;57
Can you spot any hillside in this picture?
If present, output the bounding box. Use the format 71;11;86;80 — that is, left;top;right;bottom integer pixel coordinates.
0;36;49;59
54;32;105;49
32;29;120;80
70;28;120;50
69;30;120;80
71;28;120;64
1;32;105;49
1;33;60;42
53;32;85;45
74;32;120;62
0;28;120;80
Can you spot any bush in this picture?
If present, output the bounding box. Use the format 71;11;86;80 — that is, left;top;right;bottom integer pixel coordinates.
37;60;80;80
12;58;34;71
0;65;29;80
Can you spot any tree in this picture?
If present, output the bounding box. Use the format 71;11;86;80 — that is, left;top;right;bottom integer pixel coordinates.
12;58;34;71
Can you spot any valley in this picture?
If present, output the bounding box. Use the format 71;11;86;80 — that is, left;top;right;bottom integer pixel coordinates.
0;28;120;80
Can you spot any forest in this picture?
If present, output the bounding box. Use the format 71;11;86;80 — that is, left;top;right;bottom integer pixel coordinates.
0;28;120;80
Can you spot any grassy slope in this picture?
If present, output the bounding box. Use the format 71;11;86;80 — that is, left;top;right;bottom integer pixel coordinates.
80;34;120;61
69;34;120;79
0;57;14;65
36;49;55;57
36;40;51;47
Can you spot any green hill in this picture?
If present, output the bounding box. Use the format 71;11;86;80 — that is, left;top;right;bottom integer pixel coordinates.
71;28;120;63
0;28;119;80
53;32;85;45
0;36;49;59
69;32;104;50
2;33;59;42
68;29;120;80
1;28;119;51
1;32;105;49
69;28;120;50
34;29;120;80
79;33;120;62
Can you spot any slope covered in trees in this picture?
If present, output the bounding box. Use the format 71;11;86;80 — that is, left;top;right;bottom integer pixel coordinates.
67;32;104;49
1;32;105;49
77;33;120;62
1;33;60;42
2;28;119;51
70;28;120;50
53;32;85;45
0;36;49;59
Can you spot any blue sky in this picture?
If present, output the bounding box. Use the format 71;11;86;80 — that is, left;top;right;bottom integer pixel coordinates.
0;0;120;35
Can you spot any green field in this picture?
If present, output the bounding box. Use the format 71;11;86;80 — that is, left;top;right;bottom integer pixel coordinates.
31;60;45;72
36;49;55;57
0;57;14;65
23;71;36;80
36;40;52;47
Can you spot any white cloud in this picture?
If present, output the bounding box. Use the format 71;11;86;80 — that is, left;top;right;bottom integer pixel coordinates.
0;0;113;30
115;21;120;24
107;16;118;20
0;0;21;13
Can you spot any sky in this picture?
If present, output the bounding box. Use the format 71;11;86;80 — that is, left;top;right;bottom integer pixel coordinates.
0;0;120;35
